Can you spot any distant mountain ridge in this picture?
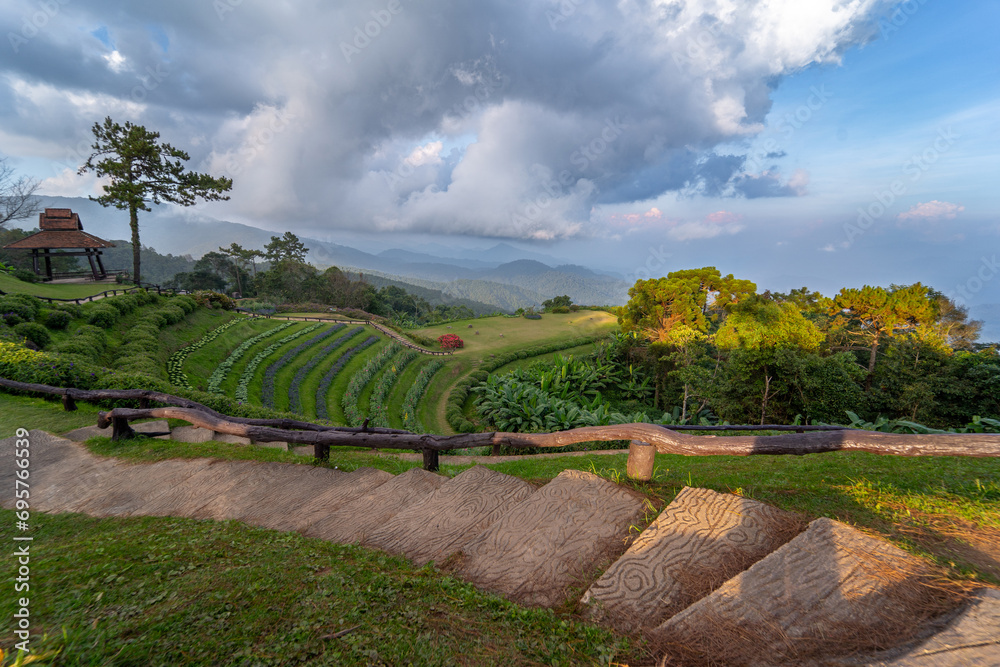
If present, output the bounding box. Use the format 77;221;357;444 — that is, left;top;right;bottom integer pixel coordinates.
32;196;630;307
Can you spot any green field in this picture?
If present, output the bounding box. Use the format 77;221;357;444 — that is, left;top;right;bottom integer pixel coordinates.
0;272;134;299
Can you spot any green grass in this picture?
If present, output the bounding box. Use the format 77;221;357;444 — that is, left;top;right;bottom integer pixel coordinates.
0;509;631;666
269;325;353;413
0;272;133;300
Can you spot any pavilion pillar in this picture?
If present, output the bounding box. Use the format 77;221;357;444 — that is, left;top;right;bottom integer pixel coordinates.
31;250;39;275
86;251;99;281
95;252;107;279
43;249;52;279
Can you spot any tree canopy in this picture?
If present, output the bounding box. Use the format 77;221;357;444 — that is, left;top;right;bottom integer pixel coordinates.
79;117;232;284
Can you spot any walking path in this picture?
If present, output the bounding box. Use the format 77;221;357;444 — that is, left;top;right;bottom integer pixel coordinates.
3;428;996;666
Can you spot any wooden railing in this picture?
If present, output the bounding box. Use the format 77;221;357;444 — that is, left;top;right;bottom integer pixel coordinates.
3;378;999;472
0;282;184;304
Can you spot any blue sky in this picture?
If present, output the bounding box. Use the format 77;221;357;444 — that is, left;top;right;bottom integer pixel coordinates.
1;0;997;321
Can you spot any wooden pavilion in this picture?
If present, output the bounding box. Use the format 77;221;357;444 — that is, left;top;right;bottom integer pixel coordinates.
3;209;115;281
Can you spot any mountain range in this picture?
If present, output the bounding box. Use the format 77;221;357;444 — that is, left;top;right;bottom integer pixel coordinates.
28;197;631;310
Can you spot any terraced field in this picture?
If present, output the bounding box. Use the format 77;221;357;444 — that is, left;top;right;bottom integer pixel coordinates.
172;311;619;433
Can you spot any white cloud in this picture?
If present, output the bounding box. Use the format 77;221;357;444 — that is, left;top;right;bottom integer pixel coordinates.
898;200;965;222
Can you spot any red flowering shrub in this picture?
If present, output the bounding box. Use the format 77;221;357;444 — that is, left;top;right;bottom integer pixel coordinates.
438;333;464;349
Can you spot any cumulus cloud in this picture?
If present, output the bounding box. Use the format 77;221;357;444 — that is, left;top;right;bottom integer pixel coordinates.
0;0;892;239
898;200;965;222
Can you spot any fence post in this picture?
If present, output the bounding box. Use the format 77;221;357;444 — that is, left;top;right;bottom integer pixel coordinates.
314;443;330;461
627;440;655;482
422;447;439;472
61;394;77;412
111;416;135;441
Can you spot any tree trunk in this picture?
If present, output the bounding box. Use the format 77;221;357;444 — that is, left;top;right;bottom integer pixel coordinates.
865;334;880;392
760;373;772;426
129;203;141;286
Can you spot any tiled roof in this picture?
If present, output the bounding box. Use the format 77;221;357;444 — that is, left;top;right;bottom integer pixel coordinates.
3;230;115;250
39;208;83;231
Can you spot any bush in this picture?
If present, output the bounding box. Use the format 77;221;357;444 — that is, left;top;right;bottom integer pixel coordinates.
172;295;197;313
192;291;235;310
156;304;186;325
13;322;51;348
87;305;120;328
0;298;36;325
550;306;570;314
13;268;38;283
52;303;83;318
74;325;108;352
438;333;464;349
5;293;43;317
44;310;72;330
524;313;542;320
106;294;139;315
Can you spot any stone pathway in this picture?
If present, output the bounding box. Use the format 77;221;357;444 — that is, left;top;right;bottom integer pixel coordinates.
2;429;997;666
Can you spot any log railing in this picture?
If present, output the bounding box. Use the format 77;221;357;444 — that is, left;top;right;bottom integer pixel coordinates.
3;378;1000;472
0;282;184;304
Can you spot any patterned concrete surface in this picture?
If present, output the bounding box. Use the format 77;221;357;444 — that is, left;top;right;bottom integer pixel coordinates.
582;486;804;631
363;465;536;566
457;469;645;607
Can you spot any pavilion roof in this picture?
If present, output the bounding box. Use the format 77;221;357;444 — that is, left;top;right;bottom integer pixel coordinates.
2;209;115;250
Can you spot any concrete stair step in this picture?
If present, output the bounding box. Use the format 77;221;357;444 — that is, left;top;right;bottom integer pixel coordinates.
653;517;953;666
188;462;348;523
268;467;395;533
302;467;448;543
878;588;1000;666
582;486;805;631
135;459;263;517
70;459;216;517
364;465;536;566
456;469;646;608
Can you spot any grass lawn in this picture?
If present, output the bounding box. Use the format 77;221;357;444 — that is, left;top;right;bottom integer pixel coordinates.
414;311;618;359
0;272;135;300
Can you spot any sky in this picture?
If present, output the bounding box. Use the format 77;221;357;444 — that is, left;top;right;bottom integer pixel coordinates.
1;0;998;311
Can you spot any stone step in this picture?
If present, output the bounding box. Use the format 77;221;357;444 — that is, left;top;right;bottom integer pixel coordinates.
70;459;216;517
135;459;264;517
653;517;956;666
268;467;395;533
364;465;536;566
302;467;448;543
456;469;646;608
879;588;1000;666
187;462;348;523
582;486;805;631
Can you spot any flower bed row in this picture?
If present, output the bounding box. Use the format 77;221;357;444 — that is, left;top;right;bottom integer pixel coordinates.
288;326;364;414
206;322;295;394
314;335;380;421
401;360;444;432
341;343;402;427
167;316;246;389
260;324;346;408
234;324;321;403
365;349;419;428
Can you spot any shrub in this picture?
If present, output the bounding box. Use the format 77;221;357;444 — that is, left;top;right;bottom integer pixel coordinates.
551;306;570;314
51;339;101;362
5;293;43;317
44;310;72;330
13;268;38;283
524;313;542;320
0;298;36;325
87;305;119;328
192;291;235;310
106;294;139;315
438;334;464;349
74;325;108;352
172;295;197;313
156;304;186;325
13;322;51;349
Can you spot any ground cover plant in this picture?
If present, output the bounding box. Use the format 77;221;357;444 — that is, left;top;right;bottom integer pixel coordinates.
288;326;362;414
261;324;345;408
314;335;379;421
234;323;321;402
365;348;418;427
401;359;444;431
167;316;246;388
342;342;402;426
206;321;295;393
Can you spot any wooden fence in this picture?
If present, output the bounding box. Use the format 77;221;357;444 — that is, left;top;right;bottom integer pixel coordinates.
2;378;999;472
0;282;184;304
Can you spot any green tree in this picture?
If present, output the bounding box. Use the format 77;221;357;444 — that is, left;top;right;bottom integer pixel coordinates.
830;283;935;388
264;232;308;264
542;295;573;311
619;267;756;343
79;117;232;285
